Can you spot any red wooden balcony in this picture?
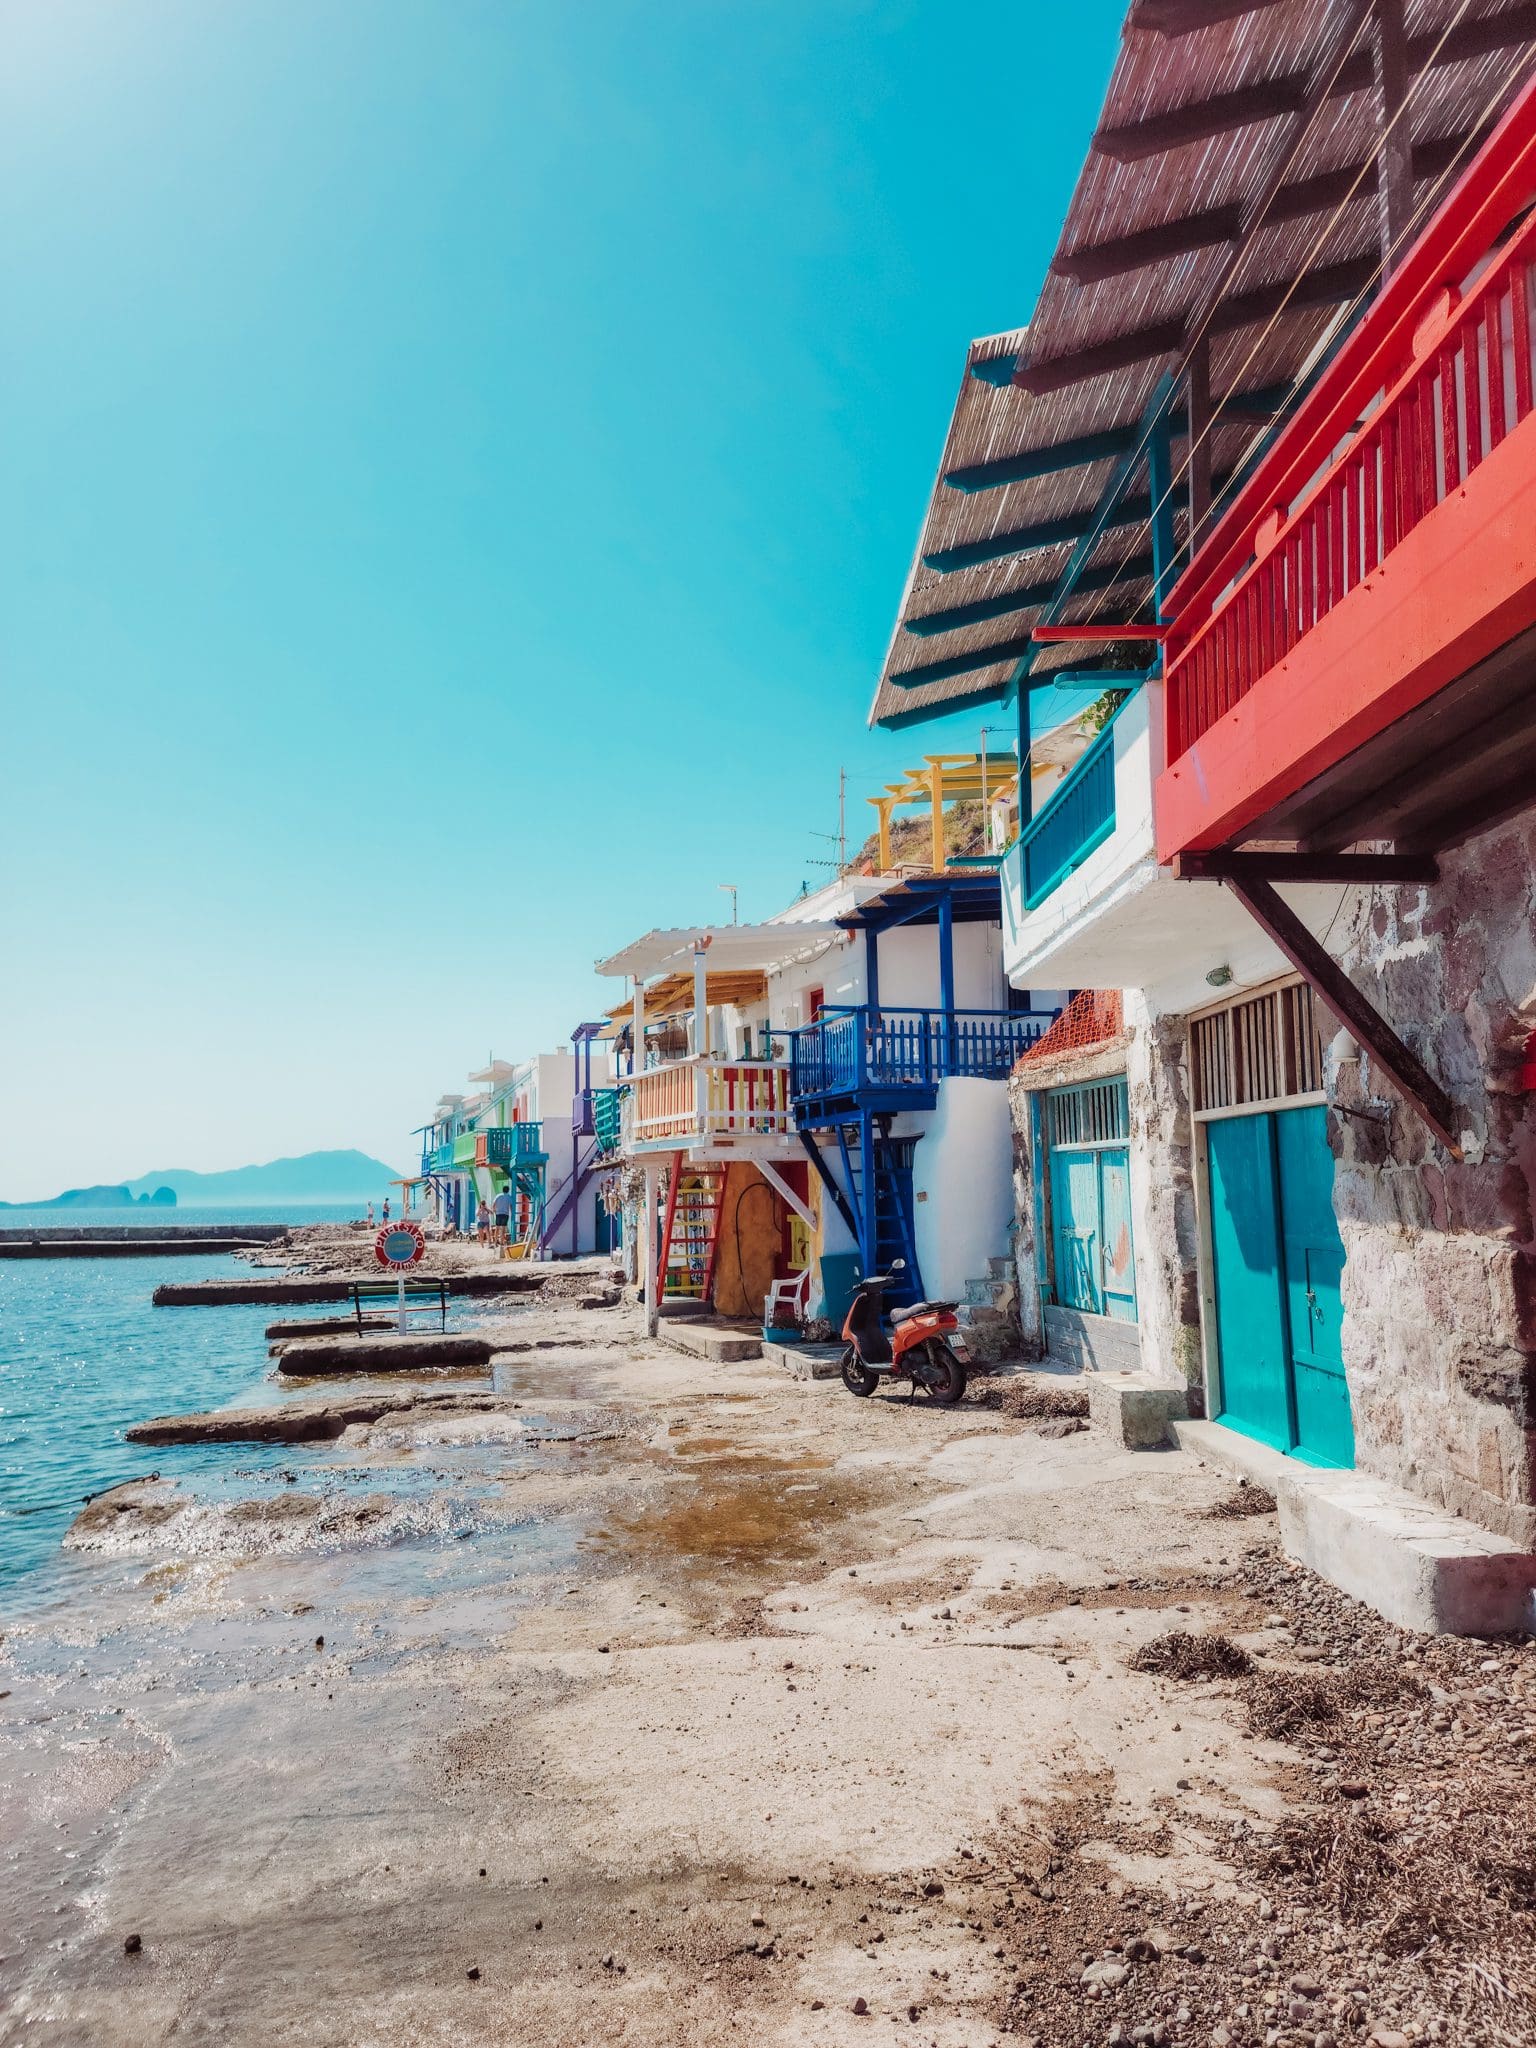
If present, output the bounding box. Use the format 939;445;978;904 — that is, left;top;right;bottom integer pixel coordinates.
1156;83;1536;864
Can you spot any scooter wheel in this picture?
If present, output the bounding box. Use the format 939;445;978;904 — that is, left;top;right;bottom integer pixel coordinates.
841;1348;879;1398
919;1340;967;1405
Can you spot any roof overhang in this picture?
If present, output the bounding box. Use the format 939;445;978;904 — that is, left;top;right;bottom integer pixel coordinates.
595;921;843;982
835;871;1003;932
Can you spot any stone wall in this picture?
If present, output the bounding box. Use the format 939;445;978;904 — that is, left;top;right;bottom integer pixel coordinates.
1124;994;1204;1396
1330;813;1536;1544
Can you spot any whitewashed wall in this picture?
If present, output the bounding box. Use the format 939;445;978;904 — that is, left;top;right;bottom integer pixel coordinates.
910;1078;1014;1300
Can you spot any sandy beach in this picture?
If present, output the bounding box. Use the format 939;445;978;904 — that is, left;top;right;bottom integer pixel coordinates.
2;1242;1533;2047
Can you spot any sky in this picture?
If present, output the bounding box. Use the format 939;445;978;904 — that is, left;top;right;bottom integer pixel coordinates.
0;0;1126;1195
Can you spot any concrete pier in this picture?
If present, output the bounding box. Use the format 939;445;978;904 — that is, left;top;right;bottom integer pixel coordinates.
153;1270;550;1307
264;1314;393;1340
0;1224;292;1259
273;1333;494;1375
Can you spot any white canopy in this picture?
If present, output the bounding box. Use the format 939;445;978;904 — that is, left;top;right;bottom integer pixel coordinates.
467;1059;518;1086
595;921;843;983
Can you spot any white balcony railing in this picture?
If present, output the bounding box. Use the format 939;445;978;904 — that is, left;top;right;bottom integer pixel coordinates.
623;1059;792;1152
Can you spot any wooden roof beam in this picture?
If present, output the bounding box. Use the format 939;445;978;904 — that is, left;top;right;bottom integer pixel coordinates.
903;553;1156;637
1094;3;1536;161
1129;0;1287;32
1054;132;1468;285
943;384;1286;492
1015;256;1372;397
922;491;1159;574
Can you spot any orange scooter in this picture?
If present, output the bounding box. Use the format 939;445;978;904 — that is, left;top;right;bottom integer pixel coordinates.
839;1260;967;1405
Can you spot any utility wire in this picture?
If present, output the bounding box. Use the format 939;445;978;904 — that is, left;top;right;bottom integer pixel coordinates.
1063;0;1486;634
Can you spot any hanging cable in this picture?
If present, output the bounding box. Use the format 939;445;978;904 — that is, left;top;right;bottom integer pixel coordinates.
1056;0;1489;635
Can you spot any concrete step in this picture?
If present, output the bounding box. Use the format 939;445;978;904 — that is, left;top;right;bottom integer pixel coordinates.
957;1302;1007;1328
659;1324;762;1364
964;1277;1005;1306
762;1340;843;1382
987;1256;1013;1282
1170;1418;1536;1635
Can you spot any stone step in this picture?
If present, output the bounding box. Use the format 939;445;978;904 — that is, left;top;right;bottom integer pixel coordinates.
957;1302;1007;1328
964;1277;1006;1306
987;1255;1014;1282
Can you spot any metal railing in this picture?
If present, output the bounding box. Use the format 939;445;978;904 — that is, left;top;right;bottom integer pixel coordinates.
1166;193;1536;761
789;1006;1058;1098
624;1058;792;1148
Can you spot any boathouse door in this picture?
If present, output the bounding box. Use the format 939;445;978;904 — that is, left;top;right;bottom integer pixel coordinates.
1045;1079;1136;1321
1194;982;1354;1469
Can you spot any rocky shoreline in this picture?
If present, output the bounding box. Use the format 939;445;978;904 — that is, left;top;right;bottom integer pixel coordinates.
2;1288;1531;2047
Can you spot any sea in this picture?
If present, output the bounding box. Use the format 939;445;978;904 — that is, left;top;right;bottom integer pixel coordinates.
0;1204;381;1598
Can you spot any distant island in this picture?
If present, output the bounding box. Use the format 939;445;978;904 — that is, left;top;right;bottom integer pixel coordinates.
0;1149;405;1210
0;1183;180;1211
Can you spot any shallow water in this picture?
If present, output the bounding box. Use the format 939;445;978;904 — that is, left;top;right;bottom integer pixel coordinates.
0;1234;488;1599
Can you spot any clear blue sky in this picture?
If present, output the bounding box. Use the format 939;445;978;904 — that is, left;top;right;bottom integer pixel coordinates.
0;0;1124;1195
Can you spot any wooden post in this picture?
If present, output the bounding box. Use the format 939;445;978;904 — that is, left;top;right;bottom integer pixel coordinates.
924;759;947;872
631;977;645;1078
1186;333;1213;547
876;797;893;872
1148;411;1177;620
937;889;956;1077
641;1158;661;1338
1372;0;1412;275
692;937;711;1058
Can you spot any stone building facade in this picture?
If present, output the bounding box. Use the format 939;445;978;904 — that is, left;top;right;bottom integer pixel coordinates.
1327;816;1536;1545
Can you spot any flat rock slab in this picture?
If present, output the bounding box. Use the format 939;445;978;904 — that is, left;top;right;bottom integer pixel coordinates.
274;1333;494;1376
127;1389;515;1446
153;1270;549;1307
264;1314;393;1340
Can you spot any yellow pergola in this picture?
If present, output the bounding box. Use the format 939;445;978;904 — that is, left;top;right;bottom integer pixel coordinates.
868;752;1020;873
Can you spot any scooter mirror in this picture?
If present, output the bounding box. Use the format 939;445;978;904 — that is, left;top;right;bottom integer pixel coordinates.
891;1258;906;1271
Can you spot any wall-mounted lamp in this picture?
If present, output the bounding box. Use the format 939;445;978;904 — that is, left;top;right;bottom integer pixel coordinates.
1206;963;1234;988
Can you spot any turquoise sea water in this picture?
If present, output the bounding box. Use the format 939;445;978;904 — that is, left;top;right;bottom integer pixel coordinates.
0;1207;375;1595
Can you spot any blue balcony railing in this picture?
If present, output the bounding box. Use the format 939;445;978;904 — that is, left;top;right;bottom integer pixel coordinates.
482;1122;545;1168
1016;713;1118;910
591;1087;623;1157
422;1141;455;1175
789;1006;1058;1101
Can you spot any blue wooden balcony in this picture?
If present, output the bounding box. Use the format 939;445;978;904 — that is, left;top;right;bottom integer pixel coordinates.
422;1141;455;1174
590;1087;623;1157
1014;715;1117;911
481;1123;546;1168
789;1005;1057;1123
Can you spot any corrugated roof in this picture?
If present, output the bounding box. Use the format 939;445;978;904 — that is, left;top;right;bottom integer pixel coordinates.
872;0;1536;728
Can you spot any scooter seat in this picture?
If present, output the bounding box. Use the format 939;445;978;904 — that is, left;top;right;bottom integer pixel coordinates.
890;1299;958;1324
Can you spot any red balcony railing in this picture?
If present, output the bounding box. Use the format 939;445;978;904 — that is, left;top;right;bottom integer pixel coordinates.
1168;213;1536;760
1163;78;1536;773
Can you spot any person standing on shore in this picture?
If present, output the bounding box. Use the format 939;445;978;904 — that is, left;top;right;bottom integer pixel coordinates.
382;1197;391;1225
493;1186;512;1247
366;1201;375;1229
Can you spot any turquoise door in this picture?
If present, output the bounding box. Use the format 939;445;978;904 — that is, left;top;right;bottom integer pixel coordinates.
1206;1106;1353;1467
1099;1151;1137;1322
1051;1150;1102;1313
1277;1107;1354;1467
1050;1146;1136;1320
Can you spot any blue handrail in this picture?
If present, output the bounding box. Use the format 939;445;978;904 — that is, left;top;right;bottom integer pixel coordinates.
789;1006;1058;1097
